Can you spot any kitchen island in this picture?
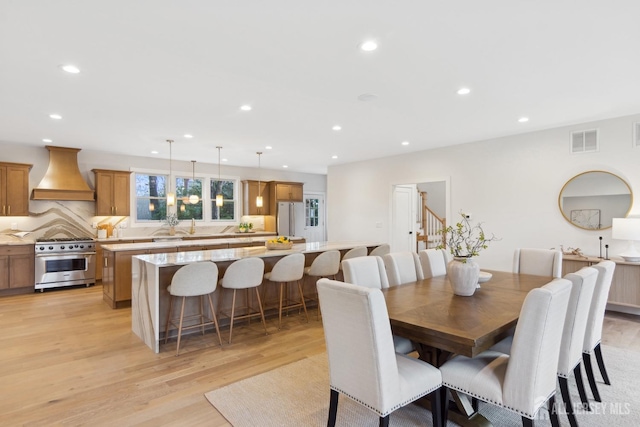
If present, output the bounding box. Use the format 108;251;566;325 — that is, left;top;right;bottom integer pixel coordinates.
100;235;304;308
131;241;381;352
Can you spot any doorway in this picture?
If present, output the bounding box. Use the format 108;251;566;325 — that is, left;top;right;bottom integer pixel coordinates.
391;179;449;253
300;192;326;243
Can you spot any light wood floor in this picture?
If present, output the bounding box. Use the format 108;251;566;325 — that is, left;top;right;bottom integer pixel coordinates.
1;285;638;426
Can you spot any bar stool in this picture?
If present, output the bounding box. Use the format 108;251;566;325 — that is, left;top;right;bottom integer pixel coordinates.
369;244;390;257
338;246;367;280
303;250;340;320
164;262;223;356
263;253;307;329
218;257;267;344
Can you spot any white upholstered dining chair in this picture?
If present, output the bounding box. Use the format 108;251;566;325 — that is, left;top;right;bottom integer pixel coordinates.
490;267;598;426
440;278;572;427
317;279;443;427
513;248;562;278
583;260;616;403
382;252;424;287
418;248;450;279
342;256;413;354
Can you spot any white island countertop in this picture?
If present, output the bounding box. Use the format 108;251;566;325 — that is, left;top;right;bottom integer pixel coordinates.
100;235;305;252
133;241;382;267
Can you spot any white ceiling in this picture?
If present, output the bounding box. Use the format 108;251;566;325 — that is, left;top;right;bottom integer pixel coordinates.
1;1;640;174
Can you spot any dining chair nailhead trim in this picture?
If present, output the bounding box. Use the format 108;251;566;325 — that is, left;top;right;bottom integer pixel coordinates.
331;383;441;417
442;382;554;419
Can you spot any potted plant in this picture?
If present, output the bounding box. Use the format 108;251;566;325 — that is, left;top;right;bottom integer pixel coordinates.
165;213;179;236
238;222;253;233
437;212;499;296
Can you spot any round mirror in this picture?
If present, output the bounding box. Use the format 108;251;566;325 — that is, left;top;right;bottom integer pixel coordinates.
558;171;633;230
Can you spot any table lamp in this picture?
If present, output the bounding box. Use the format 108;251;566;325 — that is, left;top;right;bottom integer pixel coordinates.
612;218;640;262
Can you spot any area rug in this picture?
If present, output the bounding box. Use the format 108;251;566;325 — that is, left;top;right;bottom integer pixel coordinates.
205;346;640;426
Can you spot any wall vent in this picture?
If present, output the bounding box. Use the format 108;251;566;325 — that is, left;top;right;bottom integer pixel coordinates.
634;122;640;148
571;129;598;153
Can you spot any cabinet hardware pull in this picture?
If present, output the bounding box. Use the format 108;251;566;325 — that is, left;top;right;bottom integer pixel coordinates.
7;205;9;215
104;257;108;267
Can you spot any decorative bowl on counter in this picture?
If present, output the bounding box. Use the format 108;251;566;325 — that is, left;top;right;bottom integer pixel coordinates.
266;236;293;250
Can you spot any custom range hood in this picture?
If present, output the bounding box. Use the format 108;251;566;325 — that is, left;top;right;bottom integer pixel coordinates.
31;146;95;201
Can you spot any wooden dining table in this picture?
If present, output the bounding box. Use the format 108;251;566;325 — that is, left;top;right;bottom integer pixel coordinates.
382;270;554;425
383;270;553;365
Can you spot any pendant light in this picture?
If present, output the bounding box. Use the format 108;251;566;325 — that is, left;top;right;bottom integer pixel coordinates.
256;151;263;208
189;160;199;204
166;139;175;206
215;146;223;207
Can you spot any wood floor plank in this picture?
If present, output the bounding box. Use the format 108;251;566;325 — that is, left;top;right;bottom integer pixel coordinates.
0;283;636;426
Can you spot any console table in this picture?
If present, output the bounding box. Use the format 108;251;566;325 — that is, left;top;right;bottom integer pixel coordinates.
562;254;640;313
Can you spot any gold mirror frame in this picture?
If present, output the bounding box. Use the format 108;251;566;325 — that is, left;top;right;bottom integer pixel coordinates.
558;170;633;230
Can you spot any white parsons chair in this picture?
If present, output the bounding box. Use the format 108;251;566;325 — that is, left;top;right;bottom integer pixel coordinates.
382;252;424;287
317;279;443;427
490;267;598;427
440;278;572;427
342;256;413;354
583;261;616;402
513;248;562;278
418;248;450;279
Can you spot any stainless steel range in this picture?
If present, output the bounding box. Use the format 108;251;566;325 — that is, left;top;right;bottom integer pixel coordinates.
35;237;96;291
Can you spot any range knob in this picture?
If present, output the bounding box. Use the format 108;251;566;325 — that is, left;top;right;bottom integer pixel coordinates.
39;246;45;250
60;246;65;250
79;245;84;249
74;244;79;248
48;246;54;250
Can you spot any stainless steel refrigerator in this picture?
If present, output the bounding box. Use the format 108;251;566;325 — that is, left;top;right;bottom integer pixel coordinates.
277;201;305;236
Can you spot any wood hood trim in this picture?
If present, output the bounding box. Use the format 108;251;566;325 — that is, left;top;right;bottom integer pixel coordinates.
31;146;95;201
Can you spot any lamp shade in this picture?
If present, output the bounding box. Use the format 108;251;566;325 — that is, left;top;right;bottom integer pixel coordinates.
612;218;640;262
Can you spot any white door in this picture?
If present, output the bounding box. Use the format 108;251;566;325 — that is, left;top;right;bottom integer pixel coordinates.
300;193;326;242
391;185;415;252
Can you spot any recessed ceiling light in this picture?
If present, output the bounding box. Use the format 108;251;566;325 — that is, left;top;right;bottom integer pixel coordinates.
49;114;62;120
265;146;272;150
60;64;80;74
332;125;342;131
359;40;378;52
401;141;410;146
357;93;378;102
518;117;529;123
184;134;193;138
457;87;471;95
282;165;288;168
331;155;338;159
240;105;252;111
42;138;52;143
151;150;159;154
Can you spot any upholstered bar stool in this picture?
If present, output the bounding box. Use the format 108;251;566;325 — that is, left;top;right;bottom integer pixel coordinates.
369;244;390;257
218;257;267;344
263;253;308;329
164;262;223;356
303;250;340;320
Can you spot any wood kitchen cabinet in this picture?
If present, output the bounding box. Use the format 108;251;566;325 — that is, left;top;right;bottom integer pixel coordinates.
103;246;176;308
0;162;31;216
242;180;270;215
93;169;131;216
269;181;303;214
0;245;35;295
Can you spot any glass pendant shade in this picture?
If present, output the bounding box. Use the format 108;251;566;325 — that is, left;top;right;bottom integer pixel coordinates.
256;196;263;208
167;139;175;206
180;204;186;212
256;151;263;208
189;160;199;204
149;202;155;212
216;146;223;207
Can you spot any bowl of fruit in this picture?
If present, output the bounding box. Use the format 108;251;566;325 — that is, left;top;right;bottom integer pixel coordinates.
266;236;293;250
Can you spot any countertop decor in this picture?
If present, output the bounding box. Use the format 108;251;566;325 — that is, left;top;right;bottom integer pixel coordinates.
266;236;293;250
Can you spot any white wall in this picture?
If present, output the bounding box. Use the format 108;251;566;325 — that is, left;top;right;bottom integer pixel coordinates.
328;113;640;272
